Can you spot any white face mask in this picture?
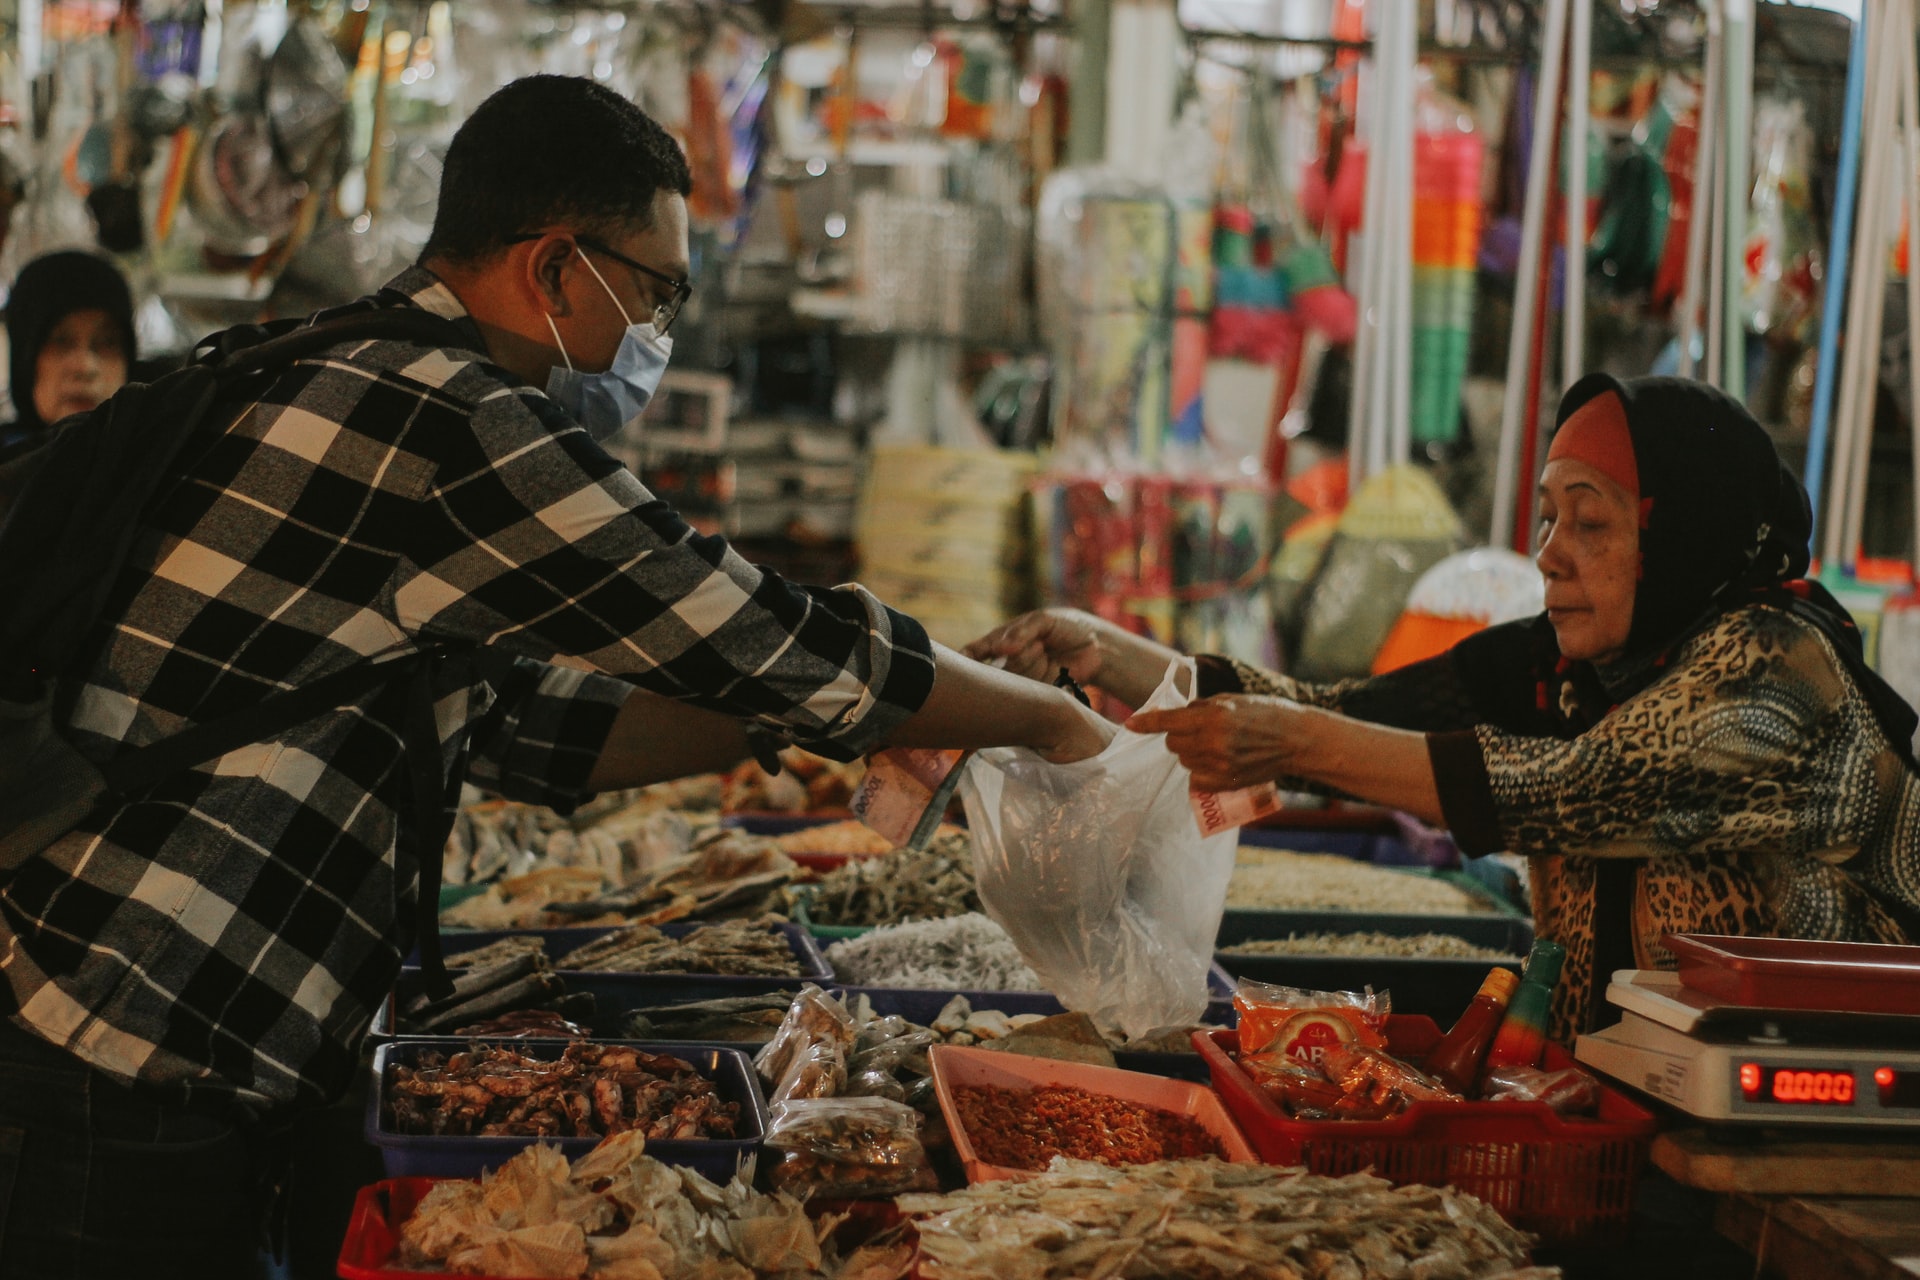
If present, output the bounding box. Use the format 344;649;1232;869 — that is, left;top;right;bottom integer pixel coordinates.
543;250;674;442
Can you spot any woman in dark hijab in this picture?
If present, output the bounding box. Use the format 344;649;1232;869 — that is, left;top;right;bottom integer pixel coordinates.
3;250;137;450
970;374;1920;1039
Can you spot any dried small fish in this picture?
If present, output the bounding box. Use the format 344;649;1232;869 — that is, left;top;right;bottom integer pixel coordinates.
899;1160;1552;1280
790;833;979;928
1223;932;1518;960
1229;848;1492;915
824;915;1043;992
620;991;801;1044
446;936;549;971
557;917;802;977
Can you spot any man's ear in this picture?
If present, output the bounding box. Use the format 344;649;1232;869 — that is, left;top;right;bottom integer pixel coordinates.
522;234;577;317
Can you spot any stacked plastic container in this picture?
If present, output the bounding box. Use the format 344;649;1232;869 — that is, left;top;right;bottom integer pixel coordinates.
1410;106;1483;448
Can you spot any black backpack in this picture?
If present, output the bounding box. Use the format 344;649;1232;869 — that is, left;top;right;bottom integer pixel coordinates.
0;305;476;993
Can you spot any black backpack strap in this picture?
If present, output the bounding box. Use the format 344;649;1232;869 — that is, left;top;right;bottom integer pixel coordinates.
204;308;478;380
403;667;462;1001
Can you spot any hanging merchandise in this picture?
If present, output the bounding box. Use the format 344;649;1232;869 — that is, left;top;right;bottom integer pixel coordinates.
1370;548;1546;675
852;194;1028;346
1491;0;1571;551
1806;4;1870;525
1589;94;1672;301
1289;467;1469;682
1871;0;1920;738
1649;74;1701;311
1346;0;1420;491
1410;76;1484;449
1037;170;1178;463
1741;98;1819;343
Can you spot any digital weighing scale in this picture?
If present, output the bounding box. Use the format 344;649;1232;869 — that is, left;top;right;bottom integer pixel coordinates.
1576;968;1920;1128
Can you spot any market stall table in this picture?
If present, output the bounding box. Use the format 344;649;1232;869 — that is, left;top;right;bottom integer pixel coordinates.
1715;1194;1920;1280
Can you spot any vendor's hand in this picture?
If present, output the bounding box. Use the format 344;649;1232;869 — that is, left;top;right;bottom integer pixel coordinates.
1126;695;1307;791
964;608;1107;685
1037;693;1117;764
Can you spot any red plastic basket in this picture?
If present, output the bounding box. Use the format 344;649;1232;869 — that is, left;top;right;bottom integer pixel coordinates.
337;1179;452;1280
1194;1020;1657;1246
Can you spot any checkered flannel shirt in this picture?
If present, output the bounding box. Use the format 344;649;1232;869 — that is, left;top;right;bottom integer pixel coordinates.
0;267;934;1110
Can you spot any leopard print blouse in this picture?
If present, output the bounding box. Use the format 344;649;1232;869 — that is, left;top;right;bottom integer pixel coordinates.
1202;603;1920;1042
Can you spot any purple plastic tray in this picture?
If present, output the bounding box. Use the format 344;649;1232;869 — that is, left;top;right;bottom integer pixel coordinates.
366;1039;765;1181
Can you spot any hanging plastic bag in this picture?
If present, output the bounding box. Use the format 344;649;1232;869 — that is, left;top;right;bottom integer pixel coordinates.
959;659;1236;1039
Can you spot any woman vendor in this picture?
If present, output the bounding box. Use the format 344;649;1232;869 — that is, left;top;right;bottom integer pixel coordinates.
969;373;1920;1040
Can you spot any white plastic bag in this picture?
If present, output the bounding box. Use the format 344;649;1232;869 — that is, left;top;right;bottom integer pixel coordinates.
959;659;1237;1038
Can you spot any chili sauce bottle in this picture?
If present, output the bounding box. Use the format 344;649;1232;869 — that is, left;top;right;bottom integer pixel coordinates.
1481;938;1567;1077
1424;967;1520;1096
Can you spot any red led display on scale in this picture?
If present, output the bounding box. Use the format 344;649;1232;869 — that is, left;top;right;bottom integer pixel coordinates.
1739;1065;1857;1105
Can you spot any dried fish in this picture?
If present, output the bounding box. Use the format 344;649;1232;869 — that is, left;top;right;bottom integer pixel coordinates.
898;1160;1552;1280
1228;848;1492;915
556;917;802;977
1223;932;1518;960
723;748;865;814
447;828;796;931
619;992;802;1044
823;915;1042;992
398;1132;910;1279
789;834;978;928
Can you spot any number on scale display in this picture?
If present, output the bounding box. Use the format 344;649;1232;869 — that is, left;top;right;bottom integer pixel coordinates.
1740;1063;1857;1105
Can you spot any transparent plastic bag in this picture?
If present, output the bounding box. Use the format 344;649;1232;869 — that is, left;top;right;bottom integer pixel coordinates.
960;658;1237;1039
754;985;855;1090
763;1098;934;1198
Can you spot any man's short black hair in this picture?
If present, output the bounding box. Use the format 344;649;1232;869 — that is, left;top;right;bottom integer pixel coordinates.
422;75;692;265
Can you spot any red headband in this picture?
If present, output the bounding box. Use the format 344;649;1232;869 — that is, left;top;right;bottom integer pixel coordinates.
1547;390;1639;500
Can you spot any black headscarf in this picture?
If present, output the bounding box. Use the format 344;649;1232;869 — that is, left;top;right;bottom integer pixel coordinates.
5;250;137;440
1452;373;1919;758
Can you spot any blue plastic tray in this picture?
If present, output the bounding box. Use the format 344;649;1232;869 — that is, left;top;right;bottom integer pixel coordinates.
366;1039;766;1181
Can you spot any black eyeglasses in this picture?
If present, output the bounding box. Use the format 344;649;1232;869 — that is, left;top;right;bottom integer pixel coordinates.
507;232;693;335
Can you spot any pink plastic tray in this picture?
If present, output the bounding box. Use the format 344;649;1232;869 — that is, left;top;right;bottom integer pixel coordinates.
1666;933;1920;1015
928;1043;1256;1183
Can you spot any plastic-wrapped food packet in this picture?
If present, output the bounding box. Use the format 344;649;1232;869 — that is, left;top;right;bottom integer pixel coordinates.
848;1027;936;1078
1319;1043;1460;1119
842;1067;908;1103
1239;1052;1346;1118
755;985;855;1088
764;1098;936;1199
1483;1064;1600;1114
1233;980;1390;1063
772;1038;849;1104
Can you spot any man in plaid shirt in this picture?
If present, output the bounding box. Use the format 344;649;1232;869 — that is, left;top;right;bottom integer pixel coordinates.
0;77;1109;1276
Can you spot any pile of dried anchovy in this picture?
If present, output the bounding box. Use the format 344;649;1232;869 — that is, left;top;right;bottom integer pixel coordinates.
1228;848;1493;915
901;1160;1554;1280
794;832;979;928
383;1042;740;1141
555;917;802;976
824;914;1043;991
1222;931;1519;960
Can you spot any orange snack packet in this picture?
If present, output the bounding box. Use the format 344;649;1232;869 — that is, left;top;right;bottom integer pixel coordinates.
1234;981;1389;1067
